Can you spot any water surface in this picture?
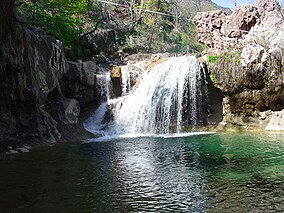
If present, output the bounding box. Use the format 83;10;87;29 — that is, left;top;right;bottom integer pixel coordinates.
0;132;283;212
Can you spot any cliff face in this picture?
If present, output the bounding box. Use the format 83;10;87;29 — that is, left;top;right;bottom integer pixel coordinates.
0;16;101;152
0;24;80;151
194;0;284;130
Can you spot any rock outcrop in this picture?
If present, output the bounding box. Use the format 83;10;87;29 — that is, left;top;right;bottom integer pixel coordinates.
61;60;99;104
0;23;97;153
194;5;261;53
194;0;284;130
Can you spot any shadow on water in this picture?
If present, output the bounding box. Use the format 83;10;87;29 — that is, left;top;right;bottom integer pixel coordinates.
0;132;283;212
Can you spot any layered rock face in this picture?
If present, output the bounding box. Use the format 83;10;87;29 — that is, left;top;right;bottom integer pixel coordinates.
0;24;80;150
194;0;284;130
0;22;102;152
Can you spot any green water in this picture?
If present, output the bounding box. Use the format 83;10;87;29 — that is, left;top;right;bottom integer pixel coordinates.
0;132;283;212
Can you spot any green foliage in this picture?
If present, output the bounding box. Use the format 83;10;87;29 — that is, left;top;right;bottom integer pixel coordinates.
208;55;217;63
16;0;88;48
265;82;272;90
15;0;222;56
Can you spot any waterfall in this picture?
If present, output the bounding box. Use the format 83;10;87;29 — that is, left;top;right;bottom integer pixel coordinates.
85;55;208;136
96;71;111;102
121;65;131;95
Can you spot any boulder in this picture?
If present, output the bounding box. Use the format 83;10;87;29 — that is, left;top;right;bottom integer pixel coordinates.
240;43;267;67
110;66;122;98
61;60;99;104
57;98;80;125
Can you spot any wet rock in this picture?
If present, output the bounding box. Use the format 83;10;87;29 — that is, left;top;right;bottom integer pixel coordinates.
110;66;122;98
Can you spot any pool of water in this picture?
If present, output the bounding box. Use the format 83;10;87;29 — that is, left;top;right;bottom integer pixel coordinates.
0;132;283;212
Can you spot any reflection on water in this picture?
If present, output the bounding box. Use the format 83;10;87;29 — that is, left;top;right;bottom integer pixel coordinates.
0;132;283;212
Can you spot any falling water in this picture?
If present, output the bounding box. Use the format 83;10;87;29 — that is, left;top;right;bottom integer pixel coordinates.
110;55;207;134
85;55;207;136
96;71;111;102
121;66;131;95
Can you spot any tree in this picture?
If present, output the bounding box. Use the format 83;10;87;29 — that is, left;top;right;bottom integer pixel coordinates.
16;0;88;47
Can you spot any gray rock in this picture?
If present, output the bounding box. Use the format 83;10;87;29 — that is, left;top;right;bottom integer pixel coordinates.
58;98;80;125
194;0;284;130
16;147;29;153
0;23;83;149
61;61;99;104
240;43;267;67
6;150;19;155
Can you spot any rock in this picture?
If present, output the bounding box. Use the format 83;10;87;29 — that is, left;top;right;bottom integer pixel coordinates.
193;10;227;49
111;66;122;78
61;60;99;104
240;43;267;67
265;110;284;130
6;150;19;155
245;0;284;50
0;23;85;151
221;5;260;37
194;0;284;130
193;5;260;52
111;66;122;98
16;147;29;153
58;98;80;125
0;0;13;40
193;0;283;53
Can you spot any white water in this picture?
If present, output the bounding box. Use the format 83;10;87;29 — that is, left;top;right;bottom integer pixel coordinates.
121;65;131;95
84;132;215;143
84;55;208;137
84;102;108;135
96;71;111;101
110;56;206;134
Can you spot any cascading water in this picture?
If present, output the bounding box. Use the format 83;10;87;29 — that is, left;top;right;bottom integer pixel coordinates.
84;55;208;136
96;70;111;102
84;70;111;135
121;65;131;95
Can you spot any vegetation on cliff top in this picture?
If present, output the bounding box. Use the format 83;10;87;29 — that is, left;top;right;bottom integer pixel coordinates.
15;0;229;58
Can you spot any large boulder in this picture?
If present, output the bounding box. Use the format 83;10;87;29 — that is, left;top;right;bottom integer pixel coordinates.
61;60;100;104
